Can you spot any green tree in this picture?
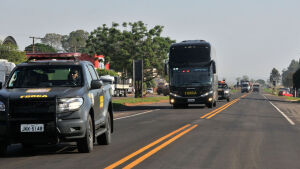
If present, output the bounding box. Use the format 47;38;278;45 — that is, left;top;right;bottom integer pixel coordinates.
96;69;119;77
270;68;281;85
25;43;57;53
0;42;26;64
293;69;300;89
241;75;249;81
282;59;300;88
41;33;62;50
62;30;89;52
86;21;175;84
256;79;266;86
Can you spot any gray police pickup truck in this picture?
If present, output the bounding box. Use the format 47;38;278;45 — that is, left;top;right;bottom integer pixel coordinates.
0;56;113;155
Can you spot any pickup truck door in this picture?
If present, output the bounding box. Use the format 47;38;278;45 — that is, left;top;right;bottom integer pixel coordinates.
86;65;104;130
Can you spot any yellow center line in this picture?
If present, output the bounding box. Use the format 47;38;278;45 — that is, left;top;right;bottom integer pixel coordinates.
200;98;239;118
206;93;248;119
122;125;198;169
206;99;240;119
104;124;191;169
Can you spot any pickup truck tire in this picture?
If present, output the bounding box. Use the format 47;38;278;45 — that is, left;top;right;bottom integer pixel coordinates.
77;114;94;153
0;142;7;156
213;101;217;107
206;102;213;108
227;98;230;102
97;113;111;145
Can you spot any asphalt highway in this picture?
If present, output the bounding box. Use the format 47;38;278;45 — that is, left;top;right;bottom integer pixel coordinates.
1;92;300;169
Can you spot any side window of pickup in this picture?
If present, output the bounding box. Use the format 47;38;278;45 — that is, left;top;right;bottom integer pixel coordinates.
85;67;93;86
87;65;98;80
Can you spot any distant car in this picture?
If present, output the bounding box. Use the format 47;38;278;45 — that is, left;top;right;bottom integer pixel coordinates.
146;88;153;94
253;84;260;92
278;88;293;96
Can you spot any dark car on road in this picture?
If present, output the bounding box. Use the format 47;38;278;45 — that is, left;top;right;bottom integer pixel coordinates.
0;56;113;155
253;84;260;92
218;81;230;102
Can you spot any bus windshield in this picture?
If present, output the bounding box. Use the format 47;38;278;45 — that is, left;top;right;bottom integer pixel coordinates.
171;67;212;87
169;46;210;64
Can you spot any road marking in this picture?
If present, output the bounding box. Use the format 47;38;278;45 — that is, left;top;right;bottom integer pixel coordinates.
201;94;247;119
123;125;198;169
201;98;239;118
104;124;191;169
263;95;295;125
114;109;160;120
206;99;240;119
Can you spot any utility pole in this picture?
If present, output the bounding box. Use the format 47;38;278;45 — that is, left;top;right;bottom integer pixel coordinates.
29;36;42;53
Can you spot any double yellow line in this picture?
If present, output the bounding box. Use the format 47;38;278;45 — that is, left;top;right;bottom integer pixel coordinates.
105;124;198;169
201;94;248;119
105;94;248;169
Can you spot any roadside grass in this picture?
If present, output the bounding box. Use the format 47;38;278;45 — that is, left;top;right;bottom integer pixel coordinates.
264;88;277;95
283;96;300;102
231;89;238;93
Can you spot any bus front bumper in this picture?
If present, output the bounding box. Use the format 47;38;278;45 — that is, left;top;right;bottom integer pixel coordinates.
169;95;213;105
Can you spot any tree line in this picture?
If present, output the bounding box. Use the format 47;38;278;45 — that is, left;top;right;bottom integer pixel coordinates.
269;59;300;89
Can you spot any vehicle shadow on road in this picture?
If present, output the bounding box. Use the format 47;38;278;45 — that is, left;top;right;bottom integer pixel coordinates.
2;143;80;158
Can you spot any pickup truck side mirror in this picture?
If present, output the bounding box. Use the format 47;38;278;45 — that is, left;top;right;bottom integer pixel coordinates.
91;80;103;89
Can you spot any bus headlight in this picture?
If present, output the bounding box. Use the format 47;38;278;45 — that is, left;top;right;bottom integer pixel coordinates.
201;90;213;97
57;98;83;113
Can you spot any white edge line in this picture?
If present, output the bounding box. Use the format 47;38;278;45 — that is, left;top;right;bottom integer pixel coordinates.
114;109;160;120
263;95;295;125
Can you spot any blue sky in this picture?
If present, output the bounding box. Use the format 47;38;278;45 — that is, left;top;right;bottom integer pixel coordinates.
1;0;300;82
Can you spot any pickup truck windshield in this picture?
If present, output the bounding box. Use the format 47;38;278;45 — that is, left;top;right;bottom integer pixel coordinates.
8;66;83;88
171;67;212;87
218;83;228;89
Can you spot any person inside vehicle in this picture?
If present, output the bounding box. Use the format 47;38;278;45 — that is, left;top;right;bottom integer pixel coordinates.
69;69;81;86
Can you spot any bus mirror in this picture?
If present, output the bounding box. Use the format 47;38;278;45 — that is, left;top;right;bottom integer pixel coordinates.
212;62;216;74
164;63;168;75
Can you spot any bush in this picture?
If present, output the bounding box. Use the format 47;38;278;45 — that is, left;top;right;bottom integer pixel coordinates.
96;69;119;77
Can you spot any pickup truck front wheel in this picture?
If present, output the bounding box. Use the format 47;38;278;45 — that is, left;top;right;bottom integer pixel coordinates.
77;114;94;153
97;113;111;145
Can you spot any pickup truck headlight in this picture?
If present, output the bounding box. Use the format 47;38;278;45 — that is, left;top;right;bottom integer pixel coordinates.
224;90;229;93
0;101;5;111
201;90;213;97
57;98;83;113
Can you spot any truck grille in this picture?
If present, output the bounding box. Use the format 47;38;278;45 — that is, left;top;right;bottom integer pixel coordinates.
9;99;56;121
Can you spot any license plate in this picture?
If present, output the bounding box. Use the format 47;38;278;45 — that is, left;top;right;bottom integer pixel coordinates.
20;124;44;132
188;99;195;102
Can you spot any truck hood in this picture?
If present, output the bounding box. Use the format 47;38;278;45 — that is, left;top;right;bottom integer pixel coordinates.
0;87;86;100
